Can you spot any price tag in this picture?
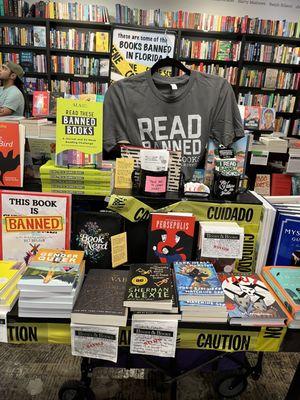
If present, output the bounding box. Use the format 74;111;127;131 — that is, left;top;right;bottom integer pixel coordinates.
250;151;269;166
71;324;119;362
0;313;8;343
130;319;178;358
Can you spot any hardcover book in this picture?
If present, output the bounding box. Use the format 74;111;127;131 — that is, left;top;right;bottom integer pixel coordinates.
32;91;50;117
259;107;275;131
244;106;260;130
33;26;46;47
0;191;71;262
262;266;300;319
71;269;128;326
0;122;25;187
174;261;224;302
267;213;300;265
123;264;173;310
264;68;278;89
72;211;124;268
219;273;287;326
146;213;195;264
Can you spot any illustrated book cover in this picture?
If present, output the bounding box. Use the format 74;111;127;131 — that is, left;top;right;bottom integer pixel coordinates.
146;213;195;264
0;122;25;187
174;261;224;302
219;273;287;326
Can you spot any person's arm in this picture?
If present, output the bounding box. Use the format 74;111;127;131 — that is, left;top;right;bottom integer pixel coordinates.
0;106;13;116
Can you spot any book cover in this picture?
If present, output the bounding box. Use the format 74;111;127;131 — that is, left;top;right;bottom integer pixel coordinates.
72;211;123;268
271;174;291;196
0;260;22;293
124;264;173;304
174;261;223;300
33;26;46;47
72;269;128;321
219;273;287;324
55;98;103;168
216;41;231;60
96;32;109;52
244;106;260;130
49;92;63;117
254;174;271;196
18;260;85;292
146;213;195;263
262;266;300;318
0;122;24;187
0;191;71;262
32;91;50;117
268;213;300;265
20;51;34;72
30;249;84;269
259;107;275;131
264;68;278;89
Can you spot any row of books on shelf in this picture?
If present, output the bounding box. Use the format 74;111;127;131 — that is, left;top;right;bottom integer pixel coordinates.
238;93;297;113
239;68;299;90
180;39;241;61
24;77;48;93
182;63;238;85
51;80;108;95
0;52;46;73
51;56;109;77
50;29;109;53
0;25;46;47
33;1;110;23
244;43;300;65
115;5;299;38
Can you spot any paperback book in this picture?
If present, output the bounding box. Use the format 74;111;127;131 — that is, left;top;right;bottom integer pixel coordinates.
146;213;195;264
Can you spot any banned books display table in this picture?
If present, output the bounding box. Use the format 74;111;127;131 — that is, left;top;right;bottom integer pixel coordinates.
3;189;299;399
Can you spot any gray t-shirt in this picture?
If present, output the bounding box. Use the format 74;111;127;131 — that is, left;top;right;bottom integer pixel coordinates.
104;70;244;181
0;85;25;116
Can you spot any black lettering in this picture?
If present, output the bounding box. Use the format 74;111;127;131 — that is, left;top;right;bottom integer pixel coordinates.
28;327;38;342
207;207;214;219
232;335;242;351
263;327;283;339
197;333;206;348
19;327;28;341
212;335;221;349
241;335;251;350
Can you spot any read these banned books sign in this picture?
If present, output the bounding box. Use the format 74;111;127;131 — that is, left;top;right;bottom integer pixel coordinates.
56;99;103;166
0;191;71;261
111;28;176;82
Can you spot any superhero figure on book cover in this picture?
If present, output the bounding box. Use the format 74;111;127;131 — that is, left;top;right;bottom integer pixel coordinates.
178;263;211;290
152;230;191;263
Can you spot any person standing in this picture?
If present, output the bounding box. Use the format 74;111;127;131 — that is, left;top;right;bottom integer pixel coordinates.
0;61;25;116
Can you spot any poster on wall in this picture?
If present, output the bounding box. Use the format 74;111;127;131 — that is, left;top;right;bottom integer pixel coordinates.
111;28;176;82
0;191;71;262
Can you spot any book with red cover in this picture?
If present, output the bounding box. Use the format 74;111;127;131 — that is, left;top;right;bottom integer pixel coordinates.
271;174;292;196
0;122;25;187
146;213;196;264
32;91;50;117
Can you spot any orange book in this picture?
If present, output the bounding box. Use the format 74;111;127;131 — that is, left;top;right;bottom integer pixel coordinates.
0;122;25;187
32;91;50;117
30;248;85;268
262;266;300;319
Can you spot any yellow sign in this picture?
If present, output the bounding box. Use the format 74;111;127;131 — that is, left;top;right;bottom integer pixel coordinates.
132;276;148;285
111;232;128;268
114;158;134;189
8;322;286;353
5;216;63;232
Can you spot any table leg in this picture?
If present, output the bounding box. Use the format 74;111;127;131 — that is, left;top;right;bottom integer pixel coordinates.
285;361;300;400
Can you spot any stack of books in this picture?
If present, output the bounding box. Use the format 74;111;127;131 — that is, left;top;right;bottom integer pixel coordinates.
262;266;300;329
174;261;227;323
40;160;112;196
124;264;180;321
259;136;288;153
17;249;85;318
71;269;128;327
0;261;25;313
219;273;287;326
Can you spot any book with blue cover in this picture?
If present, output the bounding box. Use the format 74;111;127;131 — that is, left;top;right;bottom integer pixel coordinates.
174;261;224;302
267;212;300;266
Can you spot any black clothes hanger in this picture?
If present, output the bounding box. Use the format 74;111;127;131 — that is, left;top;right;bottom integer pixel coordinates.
150;56;191;76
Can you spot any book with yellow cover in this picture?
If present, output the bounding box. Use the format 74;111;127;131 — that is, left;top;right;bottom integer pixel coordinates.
0;288;19;312
0;261;23;294
96;32;109;52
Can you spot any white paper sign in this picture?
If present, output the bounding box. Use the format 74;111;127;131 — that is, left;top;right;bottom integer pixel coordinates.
286;155;300;173
140;149;169;172
250;151;269;166
71;324;119;363
0;313;8;343
130;319;178;358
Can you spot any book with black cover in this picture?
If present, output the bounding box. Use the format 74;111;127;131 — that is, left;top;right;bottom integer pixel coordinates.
124;264;173;310
71;269;128;326
72;211;123;268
